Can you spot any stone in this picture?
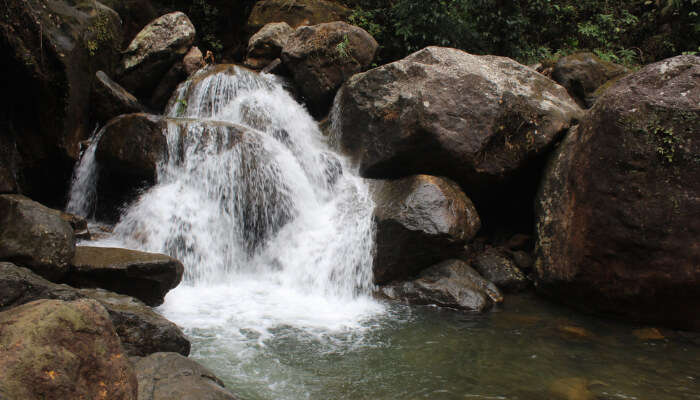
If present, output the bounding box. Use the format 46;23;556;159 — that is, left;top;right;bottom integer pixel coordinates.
548;377;596;400
552;52;629;108
282;21;378;116
119;12;196;98
150;62;187;112
0;0;122;205
333;46;581;222
245;22;295;70
632;328;665;341
380;259;503;312
535;55;700;330
0;299;138;399
0;194;75;281
472;247;529;292
183;46;205;75
95;113;167;221
0;262;190;357
134;352;239;400
99;0;158;48
91;70;146;124
370;175;481;284
247;0;351;31
68;246;184;306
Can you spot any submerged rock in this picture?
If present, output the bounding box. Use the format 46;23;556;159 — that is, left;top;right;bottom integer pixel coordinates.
92;70;147;123
552;52;628;108
134;352;239;400
68;246;184;306
381;259;503;312
0;194;75;281
282;21;378;117
472;247;529;292
0;299;138;400
370;175;481;284
245;22;295;70
247;0;351;32
119;12;196;98
535;55;700;331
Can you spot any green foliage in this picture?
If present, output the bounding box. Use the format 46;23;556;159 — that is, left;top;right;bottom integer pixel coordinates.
84;10;115;57
335;34;351;59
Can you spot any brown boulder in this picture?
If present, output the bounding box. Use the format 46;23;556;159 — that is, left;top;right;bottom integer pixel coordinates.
370;175;481;284
471;247;529;292
92;70;147;124
245;22;295;70
535;55;700;330
0;194;75;281
0;299;138;399
247;0;351;32
183;46;205;76
68;246;184;306
552;52;629;108
380;259;503;312
282;21;378;116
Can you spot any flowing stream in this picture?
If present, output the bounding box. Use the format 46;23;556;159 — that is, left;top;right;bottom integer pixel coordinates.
66;65;700;400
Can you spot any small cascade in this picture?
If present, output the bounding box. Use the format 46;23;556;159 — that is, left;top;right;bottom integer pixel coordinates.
66;126;104;217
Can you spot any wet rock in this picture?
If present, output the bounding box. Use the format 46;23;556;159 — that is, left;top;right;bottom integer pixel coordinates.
0;194;75;281
134;352;239;400
282;21;378;117
183;46;205;76
381;259;503;312
552;52;629;108
245;22;295;70
68;246;184;306
472;247;529;292
247;0;351;32
92;70;147;124
632;327;665;341
370;175;481;284
334;46;581;224
80;288;190;356
0;262;189;357
556;325;593;340
1;0;122;205
0;299;138;400
535;55;700;331
150;61;188;112
119;12;196;98
95;113;167;221
510;250;534;271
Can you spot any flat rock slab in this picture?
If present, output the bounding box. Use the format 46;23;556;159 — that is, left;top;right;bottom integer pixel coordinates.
68;246;184;306
134;352;239;400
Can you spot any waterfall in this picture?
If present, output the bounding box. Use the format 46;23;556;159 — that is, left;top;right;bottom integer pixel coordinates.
66;126;104;217
69;65;382;340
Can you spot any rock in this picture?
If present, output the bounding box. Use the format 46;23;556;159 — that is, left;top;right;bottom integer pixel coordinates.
632;327;665;341
80;288;190;357
0;0;122;206
0;299;138;399
134;352;239;400
0;262;190;357
472;247;529;292
370;175;481;284
150;62;188;112
548;377;596;400
534;55;700;330
247;0;351;32
55;211;90;240
99;0;158;47
119;12;196;98
245;22;295;70
552;52;629;108
183;46;205;75
556;325;592;340
95;113;167;221
380;259;503;312
0;194;75;281
333;46;582;222
91;70;146;124
510;250;533;271
68;246;184;306
282;21;378;117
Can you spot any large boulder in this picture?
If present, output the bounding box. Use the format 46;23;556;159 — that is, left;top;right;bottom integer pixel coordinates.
552;52;629;108
91;70;147;124
380;259;503;312
333;47;582;224
0;262;190;357
68;246;184;306
0;0;122;206
245;22;295;70
95;113;167;220
247;0;351;32
0;299;138;399
0;194;75;281
183;46;205;76
370;175;481;284
134;352;239;400
471;247;529;292
535;55;700;330
119;12;196;99
282;21;378;117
